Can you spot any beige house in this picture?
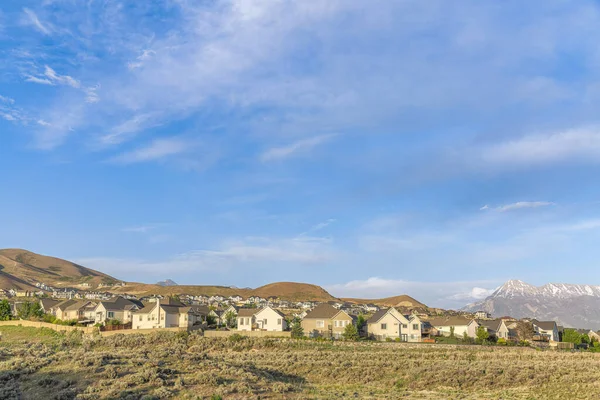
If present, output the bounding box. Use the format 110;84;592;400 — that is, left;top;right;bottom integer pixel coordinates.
132;298;204;330
94;297;144;324
237;308;258;331
367;308;423;342
301;304;354;339
52;300;97;322
39;298;60;313
477;319;510;340
428;316;479;338
236;306;287;331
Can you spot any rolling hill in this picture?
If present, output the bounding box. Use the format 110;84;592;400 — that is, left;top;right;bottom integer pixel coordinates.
342;294;427;309
0;249;119;290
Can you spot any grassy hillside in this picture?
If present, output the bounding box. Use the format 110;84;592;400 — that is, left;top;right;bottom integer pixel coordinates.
0;249;119;290
0;327;598;399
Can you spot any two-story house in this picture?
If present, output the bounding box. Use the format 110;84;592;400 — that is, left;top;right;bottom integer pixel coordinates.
301;303;354;339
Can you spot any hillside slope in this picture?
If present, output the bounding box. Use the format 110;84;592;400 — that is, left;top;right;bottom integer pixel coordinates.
342;295;426;309
112;281;338;302
0;249;119;290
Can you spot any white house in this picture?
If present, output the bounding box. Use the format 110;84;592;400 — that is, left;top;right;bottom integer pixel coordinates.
236;306;287;332
532;320;560;342
428;316;479;338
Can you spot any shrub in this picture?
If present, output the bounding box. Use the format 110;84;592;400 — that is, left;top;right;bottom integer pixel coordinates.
342;324;360;341
228;333;245;343
497;338;507;346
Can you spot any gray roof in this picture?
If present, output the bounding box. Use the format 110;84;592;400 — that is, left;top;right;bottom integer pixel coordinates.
533;320;557;330
303;304;340;319
367;308;395;324
237;308;258;317
476;319;503;332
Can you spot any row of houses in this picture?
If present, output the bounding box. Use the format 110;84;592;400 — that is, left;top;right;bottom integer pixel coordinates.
37;297;210;330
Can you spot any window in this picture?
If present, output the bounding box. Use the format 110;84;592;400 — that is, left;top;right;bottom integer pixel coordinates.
277;318;282;325
381;323;387;330
139;316;142;321
147;316;150;321
402;324;408;329
412;324;419;330
161;315;164;320
334;320;338;328
264;319;268;325
246;317;250;325
107;312;114;318
316;320;325;328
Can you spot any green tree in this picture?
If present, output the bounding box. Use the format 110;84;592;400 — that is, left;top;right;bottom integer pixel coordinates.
356;314;367;334
449;326;455;338
206;314;217;326
562;328;583;344
291;319;304;339
0;300;11;321
224;311;237;328
342;323;360;341
463;331;469;342
17;301;43;320
476;326;489;344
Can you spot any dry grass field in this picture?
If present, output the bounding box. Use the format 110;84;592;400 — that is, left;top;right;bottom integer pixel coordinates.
1;326;599;399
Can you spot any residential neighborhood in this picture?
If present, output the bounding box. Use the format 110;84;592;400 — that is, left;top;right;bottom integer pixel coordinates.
0;284;597;349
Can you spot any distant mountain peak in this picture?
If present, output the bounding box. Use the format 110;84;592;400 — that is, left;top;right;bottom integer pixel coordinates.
156;279;178;287
464;279;600;329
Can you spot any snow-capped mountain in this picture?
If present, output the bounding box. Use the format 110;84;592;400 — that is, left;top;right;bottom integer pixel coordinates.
463;280;600;330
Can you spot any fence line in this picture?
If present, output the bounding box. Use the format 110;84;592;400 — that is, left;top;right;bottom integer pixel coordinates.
0;320;95;334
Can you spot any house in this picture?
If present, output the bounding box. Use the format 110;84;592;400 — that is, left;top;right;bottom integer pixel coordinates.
52;300;97;322
301;303;354;339
427;316;479;338
254;306;287;331
132;298;203;330
474;311;491;319
39;298;60;313
367;308;402;341
237;308;258;331
362;304;379;313
235;306;287;331
532;320;560;342
476;319;510;340
15;290;33;298
94;297;144;324
588;330;600;342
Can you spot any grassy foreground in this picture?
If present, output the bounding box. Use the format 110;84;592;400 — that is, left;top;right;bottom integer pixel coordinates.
0;327;599;399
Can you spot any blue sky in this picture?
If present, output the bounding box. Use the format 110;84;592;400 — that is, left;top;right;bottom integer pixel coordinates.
3;1;600;308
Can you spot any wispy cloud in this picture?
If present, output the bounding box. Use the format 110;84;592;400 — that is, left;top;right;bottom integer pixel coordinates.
310;218;336;232
22;8;52;35
480;201;555;212
481;127;600;167
109;137;196;164
260;134;337;162
100;114;156;146
26;66;80;88
122;225;159;234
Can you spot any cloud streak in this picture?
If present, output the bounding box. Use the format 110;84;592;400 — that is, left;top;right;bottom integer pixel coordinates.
260;134;337;162
480;201;555;212
109;138;196;164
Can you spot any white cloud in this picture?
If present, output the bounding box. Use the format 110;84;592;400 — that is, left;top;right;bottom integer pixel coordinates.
122;225;159;234
481;201;555;212
100;114;156;146
76;235;333;279
448;287;496;301
110;138;196;164
482;127;600;166
25;76;53;85
23;8;52;35
43;66;80;88
310;218;336;232
0;95;14;104
260;134;337;162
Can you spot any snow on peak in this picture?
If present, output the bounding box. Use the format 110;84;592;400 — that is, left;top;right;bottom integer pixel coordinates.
491;280;600;299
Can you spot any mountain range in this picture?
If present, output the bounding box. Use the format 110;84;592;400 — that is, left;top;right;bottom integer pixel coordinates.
463;279;600;330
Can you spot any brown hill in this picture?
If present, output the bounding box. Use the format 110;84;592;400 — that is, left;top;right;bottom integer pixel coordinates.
0;249;119;290
111;281;337;302
342;295;427;309
253;282;336;302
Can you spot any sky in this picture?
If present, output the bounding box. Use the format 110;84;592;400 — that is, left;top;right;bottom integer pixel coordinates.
3;1;600;309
